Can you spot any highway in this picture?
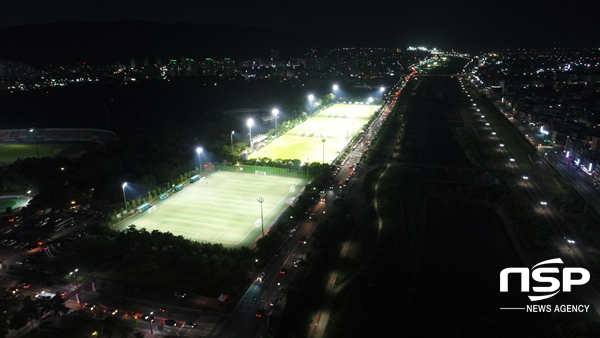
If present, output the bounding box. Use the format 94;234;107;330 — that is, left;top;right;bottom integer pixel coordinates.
466;77;600;312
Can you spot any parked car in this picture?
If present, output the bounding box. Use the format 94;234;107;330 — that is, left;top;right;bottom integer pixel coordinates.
257;272;265;282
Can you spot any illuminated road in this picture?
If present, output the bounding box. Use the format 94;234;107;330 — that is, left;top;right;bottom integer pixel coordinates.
210;74;407;338
467;79;600;313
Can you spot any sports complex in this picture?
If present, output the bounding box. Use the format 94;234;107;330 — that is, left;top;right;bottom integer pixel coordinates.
115;171;307;248
116;103;377;248
249;104;377;162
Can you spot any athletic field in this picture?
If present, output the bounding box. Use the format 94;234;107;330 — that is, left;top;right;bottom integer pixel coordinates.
115;171;307;248
250;104;377;162
0;143;76;163
0;196;29;212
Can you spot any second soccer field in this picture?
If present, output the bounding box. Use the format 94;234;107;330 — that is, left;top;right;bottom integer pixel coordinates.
115;171;307;248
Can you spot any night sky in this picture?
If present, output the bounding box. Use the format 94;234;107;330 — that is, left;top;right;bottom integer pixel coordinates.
1;0;598;49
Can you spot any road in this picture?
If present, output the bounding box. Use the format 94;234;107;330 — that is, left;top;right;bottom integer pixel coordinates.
467;78;600;312
304;76;410;338
210;76;403;338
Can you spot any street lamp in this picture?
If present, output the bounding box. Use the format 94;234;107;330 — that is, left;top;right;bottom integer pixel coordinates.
247;118;254;148
149;312;154;334
272;109;279;133
231;131;235;154
69;269;79;287
380;86;385;93
257;197;265;238
196;147;203;171
122;183;127;213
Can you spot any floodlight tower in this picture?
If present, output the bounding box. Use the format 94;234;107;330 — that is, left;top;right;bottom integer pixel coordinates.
272;109;279;133
257;197;265;238
122;182;127;212
196;147;203;171
247;118;254;148
321;138;326;163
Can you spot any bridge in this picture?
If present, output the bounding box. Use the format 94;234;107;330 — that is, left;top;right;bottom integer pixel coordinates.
64;274;99;304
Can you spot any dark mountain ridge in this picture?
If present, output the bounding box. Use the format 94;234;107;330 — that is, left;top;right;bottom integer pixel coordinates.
0;20;315;67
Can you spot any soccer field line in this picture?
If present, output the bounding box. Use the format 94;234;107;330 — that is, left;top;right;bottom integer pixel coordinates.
121;171;304;246
152;218;230;240
235;182;295;245
128;182;197;226
166;228;201;239
224;177;298;186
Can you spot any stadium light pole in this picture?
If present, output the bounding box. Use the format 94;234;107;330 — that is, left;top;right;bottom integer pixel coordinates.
231;131;235;154
257;197;265;238
247;118;254;148
333;84;338;96
308;94;314;114
306;158;309;177
122;183;127;213
369;96;374;116
196;147;203;172
29;128;40;159
321;138;326;164
272;109;279;133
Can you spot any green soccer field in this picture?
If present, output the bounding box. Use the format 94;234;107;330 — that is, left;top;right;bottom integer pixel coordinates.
114;171;307;248
0;197;29;211
250;104;377;162
0;143;76;163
